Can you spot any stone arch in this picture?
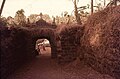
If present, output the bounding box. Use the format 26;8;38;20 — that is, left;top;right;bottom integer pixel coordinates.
29;28;57;58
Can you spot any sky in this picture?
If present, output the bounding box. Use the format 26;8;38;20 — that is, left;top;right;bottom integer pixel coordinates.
0;0;109;18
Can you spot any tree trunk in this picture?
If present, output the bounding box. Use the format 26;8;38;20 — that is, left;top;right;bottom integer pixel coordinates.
0;0;6;16
91;0;93;14
74;0;82;24
113;0;117;6
104;0;106;7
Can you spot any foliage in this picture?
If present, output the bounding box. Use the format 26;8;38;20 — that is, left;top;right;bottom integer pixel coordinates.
28;14;38;23
28;14;52;24
55;12;76;25
0;16;7;26
6;16;15;25
14;9;26;26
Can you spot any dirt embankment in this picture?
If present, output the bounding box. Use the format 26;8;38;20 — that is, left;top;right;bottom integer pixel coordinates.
81;6;120;79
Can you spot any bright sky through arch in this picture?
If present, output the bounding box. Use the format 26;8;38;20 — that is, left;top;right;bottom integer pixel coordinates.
0;0;109;18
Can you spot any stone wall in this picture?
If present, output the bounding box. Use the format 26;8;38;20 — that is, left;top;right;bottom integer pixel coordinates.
29;28;57;58
1;27;37;79
1;26;58;79
58;24;84;63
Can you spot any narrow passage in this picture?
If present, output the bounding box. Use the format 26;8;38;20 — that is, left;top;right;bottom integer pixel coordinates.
7;47;114;79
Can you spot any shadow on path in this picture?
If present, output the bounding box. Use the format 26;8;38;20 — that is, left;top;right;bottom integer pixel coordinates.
7;47;114;79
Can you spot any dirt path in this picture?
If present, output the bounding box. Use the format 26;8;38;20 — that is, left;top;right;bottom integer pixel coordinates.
7;47;114;79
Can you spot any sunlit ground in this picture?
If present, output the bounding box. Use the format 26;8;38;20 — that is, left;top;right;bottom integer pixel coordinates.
39;47;51;56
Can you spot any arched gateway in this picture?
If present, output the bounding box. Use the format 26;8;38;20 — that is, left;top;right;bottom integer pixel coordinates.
1;25;58;79
29;27;57;58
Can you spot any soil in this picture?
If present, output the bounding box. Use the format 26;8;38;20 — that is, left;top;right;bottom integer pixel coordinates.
7;47;114;79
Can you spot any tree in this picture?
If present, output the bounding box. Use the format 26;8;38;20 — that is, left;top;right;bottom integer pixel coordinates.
28;13;51;24
91;0;93;14
113;0;117;6
0;16;7;26
7;16;14;25
106;0;120;7
28;14;38;23
40;12;43;19
52;16;56;25
63;11;68;17
0;0;6;16
77;5;90;17
42;14;51;22
104;0;106;7
66;15;70;24
72;0;82;24
14;9;26;26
